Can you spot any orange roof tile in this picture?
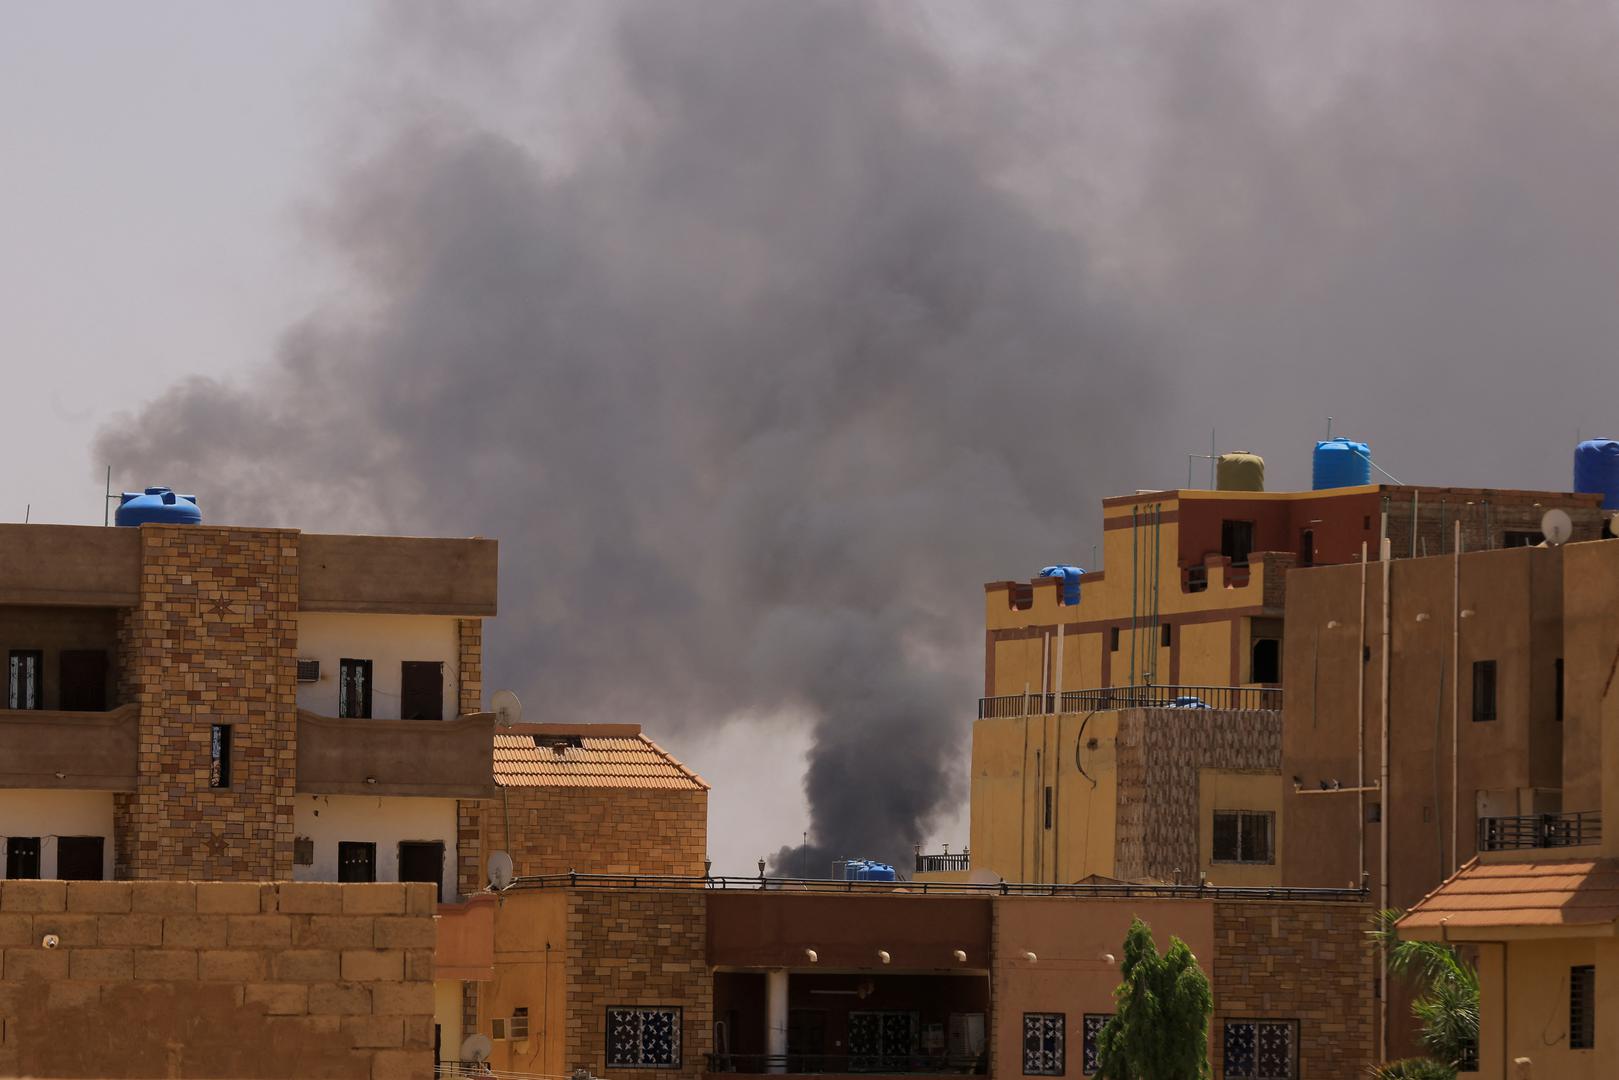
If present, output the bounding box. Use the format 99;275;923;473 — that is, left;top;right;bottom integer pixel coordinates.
493;725;709;791
1398;858;1619;932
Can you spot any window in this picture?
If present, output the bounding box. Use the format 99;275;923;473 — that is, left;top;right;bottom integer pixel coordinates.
209;725;232;788
58;649;108;711
1221;520;1255;566
293;837;315;866
1252;639;1280;683
338;658;373;719
848;1012;914;1069
400;661;444;721
5;837;41;879
1110;627;1120;652
398;840;445;902
1504;530;1544;548
491;1018;507;1041
1022;1013;1064;1076
607;1006;682;1068
1212;810;1274;864
509;1007;529;1041
57;836;104;880
1556;658;1565;723
7;650;42;710
1472;660;1497;722
1571;965;1595;1049
1223;1019;1297;1078
1082;1014;1111;1076
1161;623;1173;648
338;841;376;883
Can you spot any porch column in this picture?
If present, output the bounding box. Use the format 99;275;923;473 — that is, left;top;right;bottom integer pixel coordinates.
765;968;789;1073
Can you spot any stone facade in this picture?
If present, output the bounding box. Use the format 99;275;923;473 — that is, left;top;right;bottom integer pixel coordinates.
1114;708;1282;882
477;788;708;879
456;619;483;716
1212;898;1375;1079
0;879;437;1080
118;526;301;881
565;889;710;1079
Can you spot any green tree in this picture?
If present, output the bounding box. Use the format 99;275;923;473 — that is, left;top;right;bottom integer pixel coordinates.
1095;917;1214;1079
1368;909;1479;1070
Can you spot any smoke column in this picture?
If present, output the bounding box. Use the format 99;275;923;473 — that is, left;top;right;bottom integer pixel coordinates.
97;1;1164;869
100;1;1619;867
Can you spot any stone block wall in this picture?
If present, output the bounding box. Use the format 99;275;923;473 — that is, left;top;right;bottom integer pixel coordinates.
118;525;300;880
1114;708;1282;882
477;788;708;880
0;879;437;1079
564;889;710;1079
1212;898;1375;1078
456;619;483;716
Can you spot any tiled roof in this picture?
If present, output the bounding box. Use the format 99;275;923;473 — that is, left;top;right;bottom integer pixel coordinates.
493;724;709;791
1398;858;1619;932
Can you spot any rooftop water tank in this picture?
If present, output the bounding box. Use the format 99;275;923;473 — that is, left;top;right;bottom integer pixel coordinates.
1039;565;1085;606
1312;439;1372;490
115;486;201;527
1216;452;1265;492
1574;439;1619;510
840;859;897;882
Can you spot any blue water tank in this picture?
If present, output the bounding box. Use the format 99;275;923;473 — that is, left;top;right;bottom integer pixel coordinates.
1312;439;1373;490
1039;565;1086;606
841;859;897;882
1574;439;1619;509
115;487;201;527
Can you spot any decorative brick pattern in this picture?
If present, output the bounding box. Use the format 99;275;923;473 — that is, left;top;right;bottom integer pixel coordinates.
457;800;486;898
0;880;436;1080
1212;899;1374;1079
1113;709;1281;882
473;788;707;880
120;526;300;881
457;619;483;716
564;889;710;1079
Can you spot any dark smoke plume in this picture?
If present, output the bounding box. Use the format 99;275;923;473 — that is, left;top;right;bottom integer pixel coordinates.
97;1;1163;869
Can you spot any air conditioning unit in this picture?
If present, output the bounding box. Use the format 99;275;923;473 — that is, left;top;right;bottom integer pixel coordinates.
296;659;321;683
293;838;314;866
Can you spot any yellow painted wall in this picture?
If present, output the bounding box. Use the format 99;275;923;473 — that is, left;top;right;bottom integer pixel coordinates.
434;980;462;1064
1196;769;1283;887
1470;936;1619;1080
480;890;569;1079
968;711;1119;884
1179;620;1232;687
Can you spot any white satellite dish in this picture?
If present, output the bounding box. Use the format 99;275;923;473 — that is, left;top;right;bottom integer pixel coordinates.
1542;508;1573;546
487;850;515;891
491;688;522;728
460;1034;493;1063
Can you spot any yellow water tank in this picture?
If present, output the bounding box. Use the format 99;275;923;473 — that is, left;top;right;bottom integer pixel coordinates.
1216;452;1265;492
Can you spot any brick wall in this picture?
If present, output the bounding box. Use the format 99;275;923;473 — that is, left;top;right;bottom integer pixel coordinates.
1212;899;1374;1078
0;879;437;1080
456;619;483;716
564;889;710;1079
1114;708;1281;882
119;525;301;880
477;788;708;879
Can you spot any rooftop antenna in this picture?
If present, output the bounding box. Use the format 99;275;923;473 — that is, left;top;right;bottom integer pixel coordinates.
104;466;112;526
1541;509;1573;546
1327;416;1334;439
491;688;522;728
24;504;30;524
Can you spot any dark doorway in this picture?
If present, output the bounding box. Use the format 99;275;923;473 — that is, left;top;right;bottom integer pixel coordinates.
398;840;445;901
1299;529;1315;568
400;662;444;720
1221;520;1255;566
58;649;109;711
57;836;104;880
5;837;41;879
338;841;377;882
1252;639;1281;684
788;1009;827;1072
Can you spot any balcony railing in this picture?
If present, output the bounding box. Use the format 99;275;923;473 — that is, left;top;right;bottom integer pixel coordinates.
708;1052;986;1075
915;852;970;874
1478;811;1601;851
0;705;138;790
978;684;1282;719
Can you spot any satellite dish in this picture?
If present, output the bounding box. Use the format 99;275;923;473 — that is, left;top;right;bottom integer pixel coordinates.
460;1034;493;1063
968;868;1001;885
487;850;515;891
491;688;522;728
1542;508;1573;546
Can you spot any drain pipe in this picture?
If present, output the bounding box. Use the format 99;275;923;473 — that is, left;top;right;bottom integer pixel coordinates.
1358;541;1368;884
1451;519;1461;875
1379;535;1393;1063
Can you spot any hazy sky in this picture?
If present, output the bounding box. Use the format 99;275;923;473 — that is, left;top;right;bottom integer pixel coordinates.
12;2;1619;874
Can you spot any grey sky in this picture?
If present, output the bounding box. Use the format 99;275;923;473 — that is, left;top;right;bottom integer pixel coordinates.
11;2;1619;873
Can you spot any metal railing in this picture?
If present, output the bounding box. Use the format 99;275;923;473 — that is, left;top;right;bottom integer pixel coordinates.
1477;811;1601;851
501;871;1367;903
707;1052;987;1074
915;852;970;874
977;684;1281;719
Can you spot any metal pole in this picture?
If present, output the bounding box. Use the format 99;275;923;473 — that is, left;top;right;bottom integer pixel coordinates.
1210;428;1216;489
1379;536;1393;1064
104;466;111;527
1358;541;1368;885
1452;519;1461;875
1130;507;1140;688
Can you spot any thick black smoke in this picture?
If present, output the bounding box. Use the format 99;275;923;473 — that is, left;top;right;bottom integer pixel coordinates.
97;2;1162;868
